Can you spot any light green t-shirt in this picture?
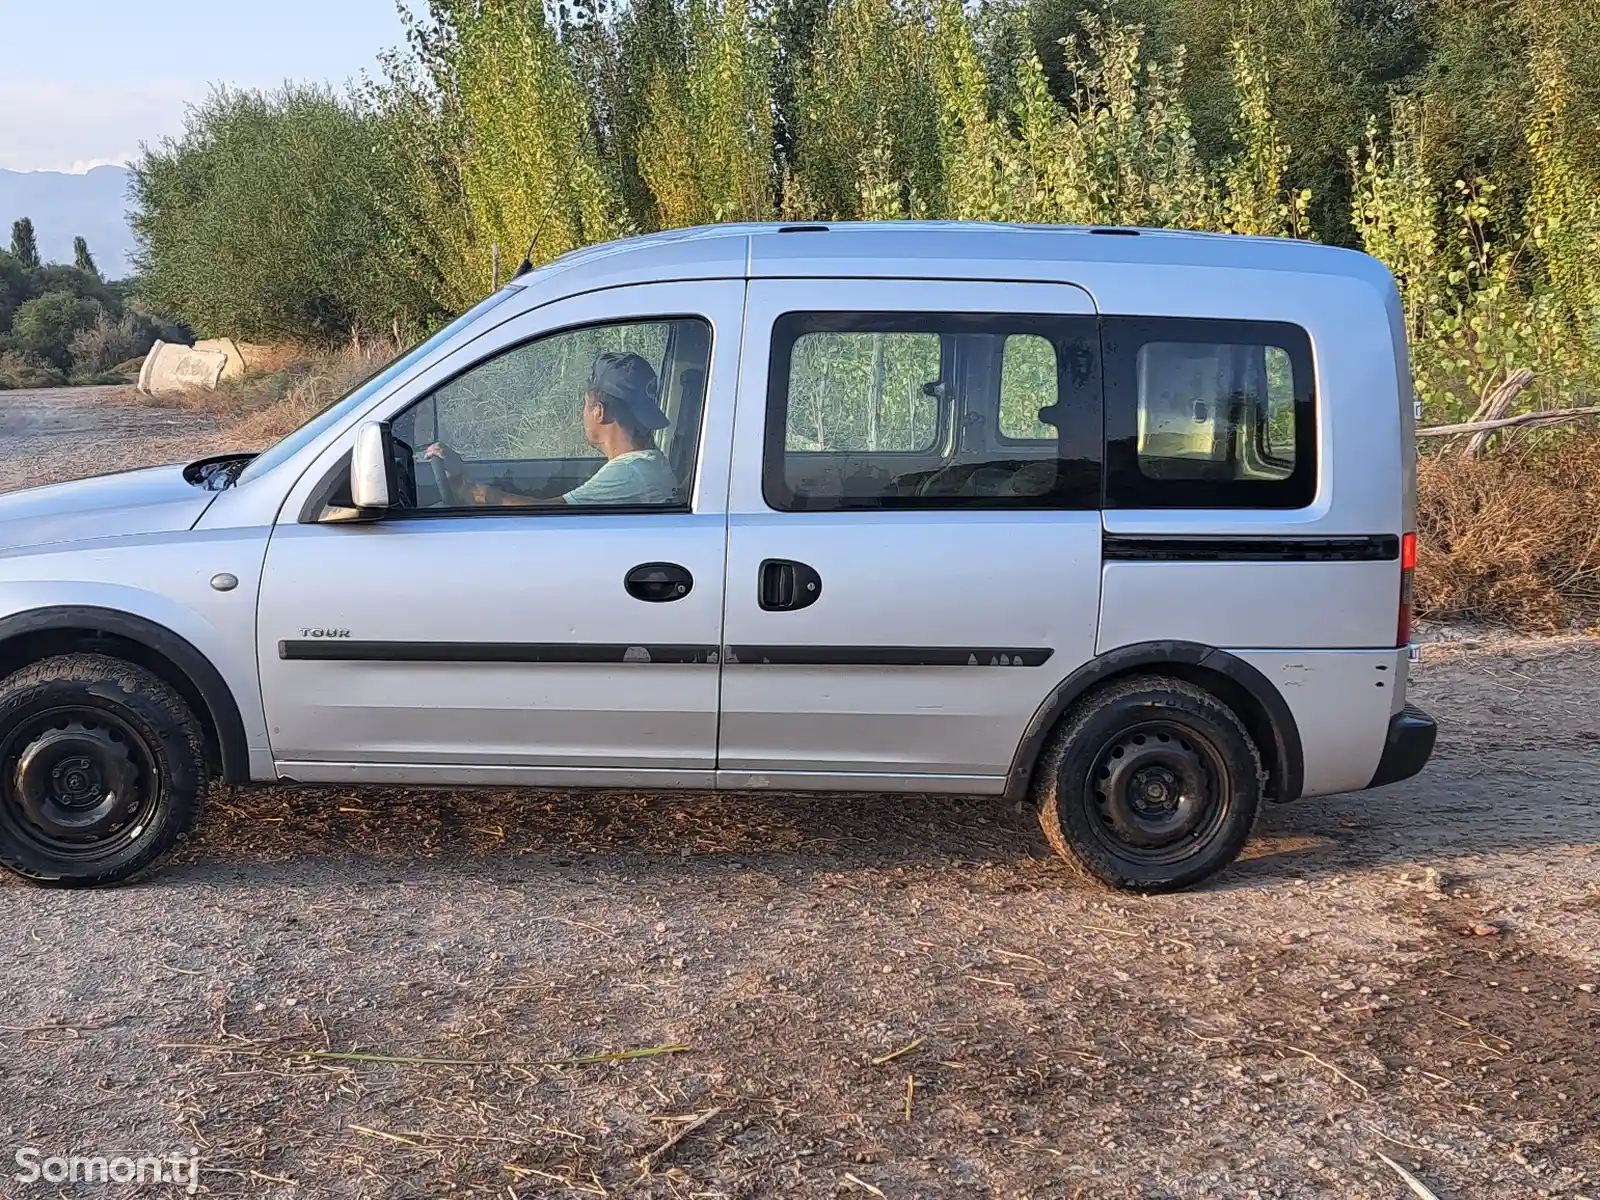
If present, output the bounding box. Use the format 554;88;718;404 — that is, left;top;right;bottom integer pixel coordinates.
563;449;680;506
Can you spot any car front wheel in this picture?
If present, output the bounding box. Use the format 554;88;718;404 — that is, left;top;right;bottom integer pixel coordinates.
0;654;207;887
1034;675;1263;892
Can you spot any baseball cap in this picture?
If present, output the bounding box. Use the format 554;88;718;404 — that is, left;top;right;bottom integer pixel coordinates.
589;352;670;431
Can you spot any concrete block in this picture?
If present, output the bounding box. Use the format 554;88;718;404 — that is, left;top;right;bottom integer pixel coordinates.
192;337;248;381
137;340;229;395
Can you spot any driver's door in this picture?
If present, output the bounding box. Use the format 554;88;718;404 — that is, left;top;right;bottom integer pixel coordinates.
255;280;742;787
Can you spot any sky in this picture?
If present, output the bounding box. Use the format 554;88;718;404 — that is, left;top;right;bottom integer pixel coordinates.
0;0;417;173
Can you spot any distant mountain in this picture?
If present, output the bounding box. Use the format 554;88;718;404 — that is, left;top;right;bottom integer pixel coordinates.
0;165;136;279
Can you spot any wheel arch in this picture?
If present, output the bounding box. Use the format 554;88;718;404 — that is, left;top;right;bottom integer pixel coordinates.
1005;640;1304;805
0;606;250;784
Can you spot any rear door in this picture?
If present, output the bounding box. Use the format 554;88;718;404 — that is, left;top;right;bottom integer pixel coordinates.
718;278;1104;792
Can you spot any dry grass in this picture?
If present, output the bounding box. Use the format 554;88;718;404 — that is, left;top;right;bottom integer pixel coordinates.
136;337;400;445
1417;436;1600;632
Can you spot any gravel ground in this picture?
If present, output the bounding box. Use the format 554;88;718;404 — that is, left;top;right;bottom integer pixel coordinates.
0;386;226;492
0;387;1595;1199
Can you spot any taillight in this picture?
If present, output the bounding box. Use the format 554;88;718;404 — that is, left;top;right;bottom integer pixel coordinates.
1397;532;1416;646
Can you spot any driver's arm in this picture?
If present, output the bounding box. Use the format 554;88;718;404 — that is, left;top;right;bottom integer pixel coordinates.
460;480;563;507
425;443;564;507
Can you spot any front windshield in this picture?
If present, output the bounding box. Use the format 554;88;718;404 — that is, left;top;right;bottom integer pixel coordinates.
235;288;519;486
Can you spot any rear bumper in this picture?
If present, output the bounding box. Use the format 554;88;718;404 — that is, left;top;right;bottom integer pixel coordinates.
1366;704;1437;788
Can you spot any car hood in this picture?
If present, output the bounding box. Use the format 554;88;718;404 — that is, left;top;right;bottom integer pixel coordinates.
0;464;220;555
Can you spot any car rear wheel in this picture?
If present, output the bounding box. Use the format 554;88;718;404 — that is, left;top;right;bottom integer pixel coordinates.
1034;675;1262;892
0;654;207;887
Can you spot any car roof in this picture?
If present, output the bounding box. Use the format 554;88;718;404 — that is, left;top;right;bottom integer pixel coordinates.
513;221;1393;299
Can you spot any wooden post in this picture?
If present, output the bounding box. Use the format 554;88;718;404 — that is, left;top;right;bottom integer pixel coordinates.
1417;404;1600;439
1462;368;1535;457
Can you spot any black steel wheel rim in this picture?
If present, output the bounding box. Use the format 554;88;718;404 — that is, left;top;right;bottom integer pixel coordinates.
1084;718;1230;866
0;705;160;862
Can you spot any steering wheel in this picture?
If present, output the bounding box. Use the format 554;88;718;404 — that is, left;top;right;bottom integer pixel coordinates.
428;454;455;507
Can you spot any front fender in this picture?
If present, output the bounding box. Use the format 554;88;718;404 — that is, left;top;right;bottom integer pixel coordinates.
0;527;271;780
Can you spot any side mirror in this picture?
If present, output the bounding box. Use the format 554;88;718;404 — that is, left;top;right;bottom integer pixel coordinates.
350;421;395;510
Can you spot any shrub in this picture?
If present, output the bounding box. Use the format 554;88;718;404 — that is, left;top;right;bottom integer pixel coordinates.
1416;438;1600;631
6;292;106;371
68;312;158;377
130;85;417;343
0;351;68;389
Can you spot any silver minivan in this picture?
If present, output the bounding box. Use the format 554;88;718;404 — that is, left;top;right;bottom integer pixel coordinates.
0;222;1435;891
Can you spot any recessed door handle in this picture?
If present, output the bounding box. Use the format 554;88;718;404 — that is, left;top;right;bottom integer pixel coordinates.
759;559;822;611
625;562;693;602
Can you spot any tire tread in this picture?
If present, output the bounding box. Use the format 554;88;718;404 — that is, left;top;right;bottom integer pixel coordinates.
1033;674;1262;892
0;653;207;887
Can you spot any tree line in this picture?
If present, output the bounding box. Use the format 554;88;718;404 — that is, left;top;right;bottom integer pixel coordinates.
0;218;183;389
127;0;1600;422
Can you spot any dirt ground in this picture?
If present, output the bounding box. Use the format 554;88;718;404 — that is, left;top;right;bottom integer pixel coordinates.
0;386;1595;1199
0;386;224;493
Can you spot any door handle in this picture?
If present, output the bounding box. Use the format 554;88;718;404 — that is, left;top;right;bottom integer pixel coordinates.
625;562;694;603
759;559;822;611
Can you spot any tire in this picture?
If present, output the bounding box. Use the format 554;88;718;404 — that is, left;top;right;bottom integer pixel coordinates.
1033;675;1263;892
0;654;208;887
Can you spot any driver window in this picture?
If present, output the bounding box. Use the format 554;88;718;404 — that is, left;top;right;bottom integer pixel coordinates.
391;317;710;510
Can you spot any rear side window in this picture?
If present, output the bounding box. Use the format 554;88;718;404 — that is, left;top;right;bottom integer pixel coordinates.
785;331;941;452
998;334;1060;441
1104;317;1315;509
764;311;1101;511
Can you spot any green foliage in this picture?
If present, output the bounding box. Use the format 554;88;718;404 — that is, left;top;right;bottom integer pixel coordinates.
28;263;120;309
361;0;631;316
784;0;942;220
913;10;1306;236
9;218;39;270
8;291;106;371
130;85;413;342
639;0;774;226
1524;0;1600;340
73;237;99;278
590;0;689;227
121;0;1600;423
0;251;26;332
449;1;629;263
1220;33;1309;237
1354;49;1600;423
0;225;158;386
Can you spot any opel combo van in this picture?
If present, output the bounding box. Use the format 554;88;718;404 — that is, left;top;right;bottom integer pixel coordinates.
0;222;1435;891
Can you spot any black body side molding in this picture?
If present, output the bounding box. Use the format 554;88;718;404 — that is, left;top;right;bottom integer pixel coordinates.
280;640;720;664
1103;534;1399;562
1003;640;1304;805
0;606;252;784
725;645;1054;667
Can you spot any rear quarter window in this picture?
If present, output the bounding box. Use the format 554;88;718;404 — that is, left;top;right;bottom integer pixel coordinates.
1103;317;1316;509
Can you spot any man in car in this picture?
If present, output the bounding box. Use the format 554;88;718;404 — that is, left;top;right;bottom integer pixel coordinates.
425;351;680;506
